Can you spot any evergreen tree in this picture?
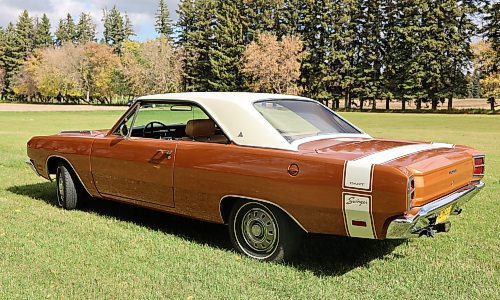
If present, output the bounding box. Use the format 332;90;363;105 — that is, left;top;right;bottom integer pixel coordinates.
177;0;216;91
352;0;384;109
393;1;427;110
300;0;358;106
3;23;24;94
1;11;36;96
483;1;499;72
381;0;402;109
299;0;332;100
155;0;174;39
124;13;135;38
76;12;96;44
177;0;199;90
0;26;6;96
0;27;5;65
103;6;133;54
271;0;305;39
441;0;479;110
34;14;52;48
55;14;76;45
209;1;246;91
15;10;35;56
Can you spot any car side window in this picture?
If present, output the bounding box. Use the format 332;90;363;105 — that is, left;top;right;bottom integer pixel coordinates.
119;102;228;144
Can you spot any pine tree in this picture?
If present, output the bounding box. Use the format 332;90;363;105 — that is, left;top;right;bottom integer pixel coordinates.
299;0;358;106
103;6;130;54
55;14;76;45
240;0;278;42
0;27;5;66
1;11;36;96
177;0;217;91
209;0;246;91
381;0;401;109
392;0;427;110
299;0;331;100
3;23;24;94
275;0;304;38
440;0;478;110
155;0;174;39
176;0;196;90
483;1;499;72
124;13;135;38
15;10;35;56
34;14;52;48
352;0;384;110
76;12;96;44
0;26;6;97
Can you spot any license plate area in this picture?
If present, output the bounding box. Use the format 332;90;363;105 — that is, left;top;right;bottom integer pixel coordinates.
436;205;453;224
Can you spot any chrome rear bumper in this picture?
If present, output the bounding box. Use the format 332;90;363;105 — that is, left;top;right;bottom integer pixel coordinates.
386;181;485;239
26;159;41;177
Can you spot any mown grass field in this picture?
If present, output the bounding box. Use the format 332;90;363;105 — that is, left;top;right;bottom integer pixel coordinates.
0;111;498;299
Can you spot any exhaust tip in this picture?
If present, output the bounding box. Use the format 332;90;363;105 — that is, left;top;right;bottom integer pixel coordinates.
434;221;451;233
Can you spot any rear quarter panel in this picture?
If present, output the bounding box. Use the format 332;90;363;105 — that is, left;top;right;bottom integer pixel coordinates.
173;142;408;238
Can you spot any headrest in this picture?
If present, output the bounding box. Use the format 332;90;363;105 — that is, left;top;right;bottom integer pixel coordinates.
186;119;216;137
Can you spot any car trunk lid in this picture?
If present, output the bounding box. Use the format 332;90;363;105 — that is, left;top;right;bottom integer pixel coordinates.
301;137;474;206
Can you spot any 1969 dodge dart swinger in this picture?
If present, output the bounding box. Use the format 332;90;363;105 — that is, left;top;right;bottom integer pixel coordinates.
26;92;485;261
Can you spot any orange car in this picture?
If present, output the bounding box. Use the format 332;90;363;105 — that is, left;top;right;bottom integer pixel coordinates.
26;92;485;261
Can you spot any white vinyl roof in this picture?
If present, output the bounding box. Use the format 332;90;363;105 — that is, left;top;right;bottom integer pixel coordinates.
137;92;370;151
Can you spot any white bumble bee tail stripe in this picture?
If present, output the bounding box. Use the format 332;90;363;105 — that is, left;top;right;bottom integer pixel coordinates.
343;142;454;192
342;142;454;238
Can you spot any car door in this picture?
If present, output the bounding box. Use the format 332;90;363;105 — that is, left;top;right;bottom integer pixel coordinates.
91;136;177;207
90;103;180;207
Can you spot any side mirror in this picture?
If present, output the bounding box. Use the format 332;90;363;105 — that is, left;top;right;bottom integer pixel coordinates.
119;123;129;137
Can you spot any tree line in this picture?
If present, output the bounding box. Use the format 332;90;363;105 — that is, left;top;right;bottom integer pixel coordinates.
0;0;498;110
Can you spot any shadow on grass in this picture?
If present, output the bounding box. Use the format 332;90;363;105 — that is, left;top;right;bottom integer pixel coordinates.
8;181;405;276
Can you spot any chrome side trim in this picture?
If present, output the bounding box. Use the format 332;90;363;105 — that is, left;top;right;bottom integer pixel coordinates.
386;181;485;239
25;159;41;177
45;155;94;196
219;195;308;233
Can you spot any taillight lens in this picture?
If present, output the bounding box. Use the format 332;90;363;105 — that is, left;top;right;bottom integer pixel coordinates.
407;176;415;210
473;155;485;177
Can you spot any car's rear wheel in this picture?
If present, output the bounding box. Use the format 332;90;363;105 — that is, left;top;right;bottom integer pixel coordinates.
55;163;81;210
228;201;303;262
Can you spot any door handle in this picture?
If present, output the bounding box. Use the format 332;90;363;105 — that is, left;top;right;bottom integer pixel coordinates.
156;149;173;159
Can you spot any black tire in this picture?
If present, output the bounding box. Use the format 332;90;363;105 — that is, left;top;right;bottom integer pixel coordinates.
55;163;81;210
228;201;303;262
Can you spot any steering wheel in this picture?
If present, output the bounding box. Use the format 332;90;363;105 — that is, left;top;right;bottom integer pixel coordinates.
143;121;167;138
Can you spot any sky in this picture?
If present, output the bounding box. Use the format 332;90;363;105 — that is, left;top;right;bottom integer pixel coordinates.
0;0;181;41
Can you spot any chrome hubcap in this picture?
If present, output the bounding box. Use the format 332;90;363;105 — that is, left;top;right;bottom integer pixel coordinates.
241;207;277;252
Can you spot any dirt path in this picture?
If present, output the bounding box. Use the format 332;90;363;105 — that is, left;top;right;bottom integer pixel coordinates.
0;103;127;112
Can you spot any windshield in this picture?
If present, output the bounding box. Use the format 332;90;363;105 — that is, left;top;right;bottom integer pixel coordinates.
254;100;361;142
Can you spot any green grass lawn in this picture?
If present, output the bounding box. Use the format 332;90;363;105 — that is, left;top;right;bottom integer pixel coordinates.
0;111;498;299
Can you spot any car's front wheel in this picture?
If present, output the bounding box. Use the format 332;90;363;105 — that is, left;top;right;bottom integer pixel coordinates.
55;163;81;210
228;201;303;262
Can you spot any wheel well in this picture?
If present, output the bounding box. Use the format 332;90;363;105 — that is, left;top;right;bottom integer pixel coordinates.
46;156;68;176
46;156;90;196
219;196;307;233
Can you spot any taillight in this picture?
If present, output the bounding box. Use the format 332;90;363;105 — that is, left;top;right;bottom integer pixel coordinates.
473;155;485;177
407;176;415;210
